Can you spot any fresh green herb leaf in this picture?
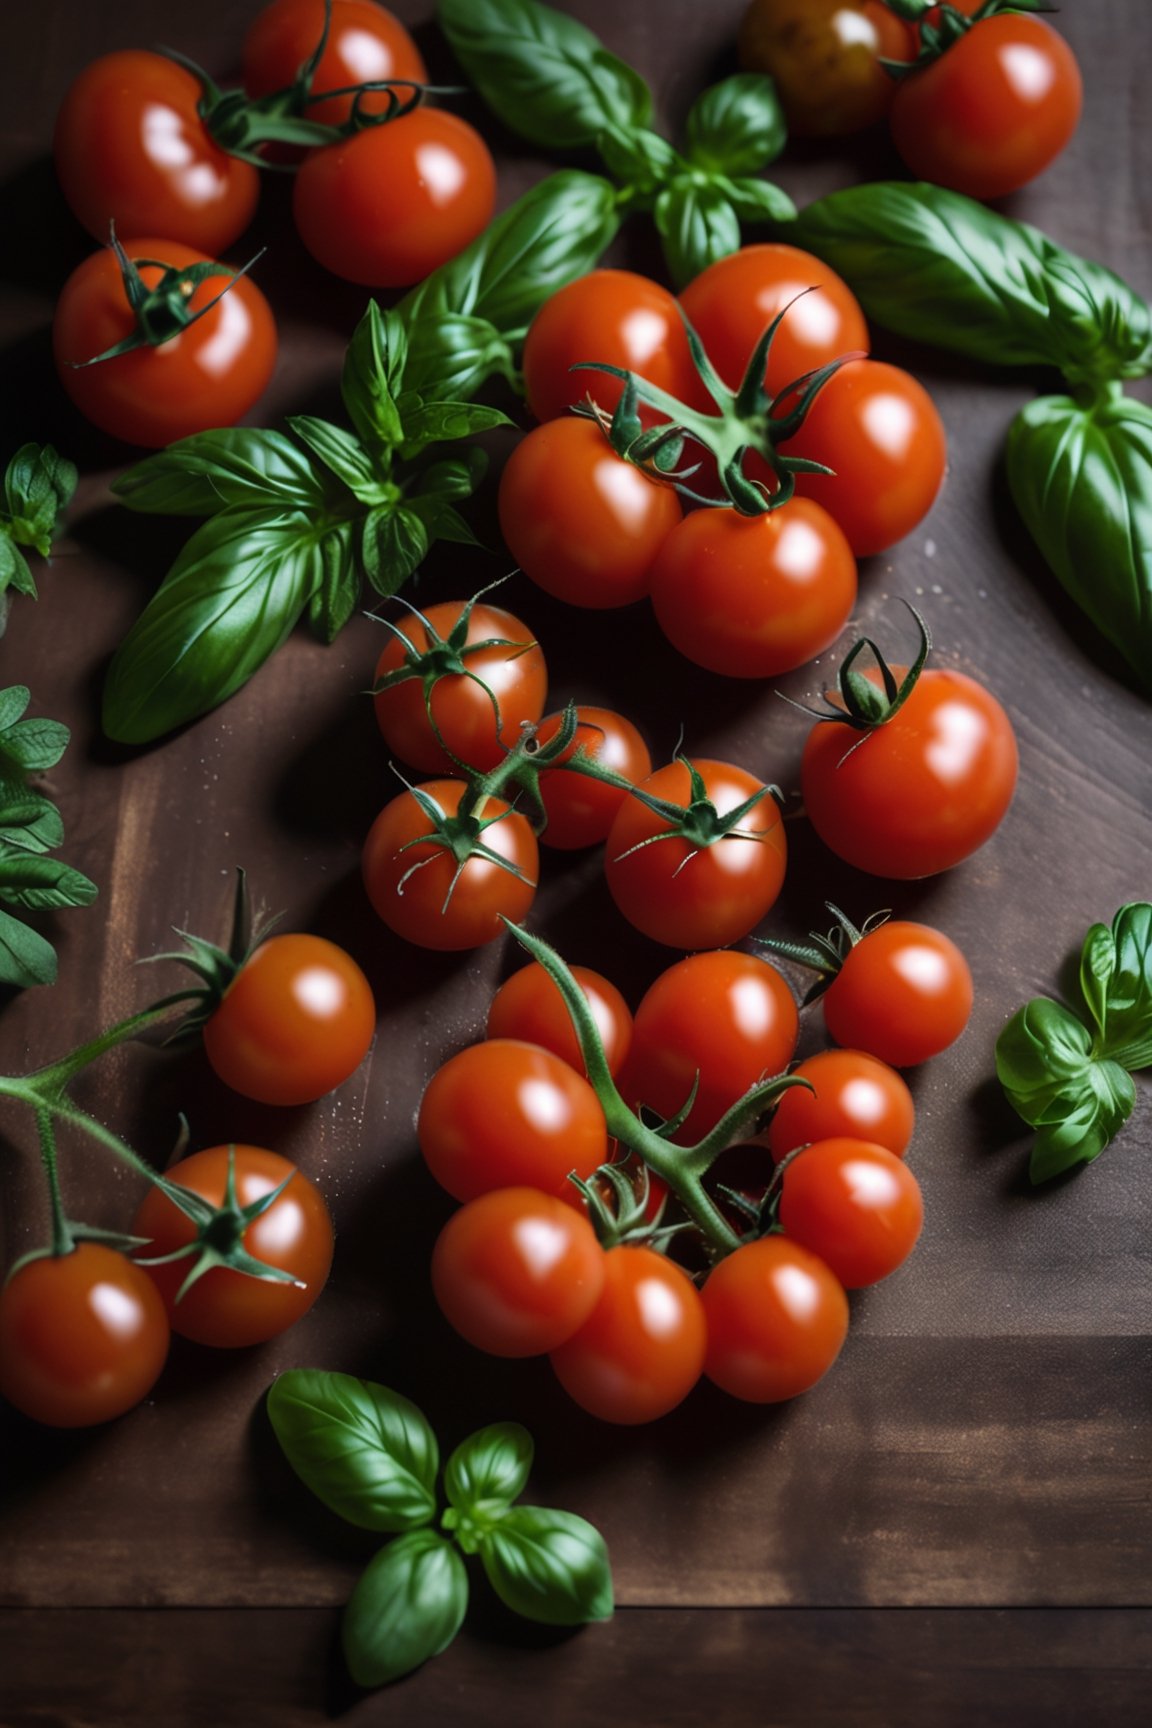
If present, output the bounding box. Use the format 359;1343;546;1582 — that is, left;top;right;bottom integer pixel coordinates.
304;520;360;643
0;851;99;912
361;506;429;597
0;538;36;604
0;906;60;989
0;444;77;611
596;124;680;198
479;1506;614;1626
445;1423;533;1517
722;174;798;224
683;74;787;176
341;301;407;455
287;415;388;502
655;179;743;290
1074;903;1152;1072
400;400;513;459
0;790;63;853
342;1531;469;1688
113;428;337;516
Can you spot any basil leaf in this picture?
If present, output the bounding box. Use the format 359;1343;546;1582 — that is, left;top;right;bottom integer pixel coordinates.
0;790;63;853
0;905;59;988
1075;903;1152;1072
445;1423;533;1516
101;508;335;743
1005;393;1152;693
400;400;513;458
655;179;742;289
342;1531;468;1689
995;997;1135;1182
267;1371;439;1533
2;443;77;557
416;449;488;502
0;710;69;775
479;1506;614;1626
0;848;97;911
683;74;786;175
114;429;334;517
342;301;406;454
361;506;429;597
596;124;679;199
304;520;359;643
1028;1069;1135;1184
437;0;650;149
0;537;36;601
287;416;384;502
723;175;798;224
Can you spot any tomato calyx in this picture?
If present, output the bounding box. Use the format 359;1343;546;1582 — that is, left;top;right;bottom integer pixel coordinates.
146;867;280;1041
392;775;538;906
753;902;891;1005
879;0;1052;78
610;753;783;868
571;1156;672;1251
135;1144;305;1300
783;601;931;751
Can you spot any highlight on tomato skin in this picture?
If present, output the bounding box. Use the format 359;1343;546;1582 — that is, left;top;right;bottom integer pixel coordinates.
776;1136;924;1289
766;1048;915;1163
737;0;918;137
487;961;634;1079
242;0;429;128
823;920;974;1068
701;1235;849;1405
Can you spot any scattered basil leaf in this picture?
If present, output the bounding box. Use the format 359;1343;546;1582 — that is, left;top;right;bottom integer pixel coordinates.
342;1531;469;1689
445;1423;534;1517
112;428;336;517
683;74;786;176
655;179;743;290
479;1506;614;1627
0;443;77;611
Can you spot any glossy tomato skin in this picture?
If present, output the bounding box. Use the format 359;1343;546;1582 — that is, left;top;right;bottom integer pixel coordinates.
738;0;916;136
649;501;857;678
417;1039;609;1203
53;238;277;449
487;962;633;1079
627;951;798;1141
604;758;787;950
0;1244;169;1427
549;1246;707;1425
362;779;537;950
133;1146;334;1347
679;245;869;402
890;14;1082;199
824;921;973;1067
778;1137;923;1289
767;1048;914;1163
702;1235;848;1404
372;601;547;776
54;52;260;255
432;1187;606;1358
801;666;1018;878
499;419;683;609
535;706;652;850
293;109;496;287
243;0;428;127
202;933;375;1106
522;269;699;425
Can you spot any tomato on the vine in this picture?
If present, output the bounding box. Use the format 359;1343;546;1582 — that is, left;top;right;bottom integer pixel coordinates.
777;1137;923;1289
242;0;428;127
202;933;375;1106
292;109;496;287
54;52;260;255
737;0;917;136
487;961;633;1079
0;1244;169;1428
701;1235;848;1404
823;920;973;1067
132;1146;334;1347
534;706;652;850
767;1048;914;1163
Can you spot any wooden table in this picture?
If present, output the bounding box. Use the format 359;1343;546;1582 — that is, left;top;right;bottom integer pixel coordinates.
2;2;1150;1721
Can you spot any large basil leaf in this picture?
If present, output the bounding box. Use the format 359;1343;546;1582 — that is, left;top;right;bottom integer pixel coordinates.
655;180;742;290
0;851;97;911
0;906;59;989
437;0;650;149
683;74;786;176
1074;903;1152;1073
479;1506;613;1626
342;1532;468;1688
445;1423;533;1518
267;1371;439;1534
113;429;336;517
1005;394;1152;692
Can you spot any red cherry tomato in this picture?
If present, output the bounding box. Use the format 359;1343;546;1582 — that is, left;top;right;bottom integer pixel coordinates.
649;500;857;678
701;1235;848;1404
362;778;538;950
801;664;1018;878
417;1039;609;1203
242;0;428;127
777;1137;924;1289
737;0;917;137
431;1187;606;1357
132;1145;334;1347
53;238;277;449
372;600;547;776
487;962;633;1079
498;418;683;609
535;706;652;850
292;109;496;287
0;1244;169;1427
54;52;260;255
890;14;1082;200
549;1246;707;1424
767;1048;914;1163
823;920;973;1067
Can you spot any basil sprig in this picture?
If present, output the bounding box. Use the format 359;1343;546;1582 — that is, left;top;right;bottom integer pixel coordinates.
789;181;1152;692
0;444;77;630
437;0;793;287
996;904;1152;1183
267;1371;613;1689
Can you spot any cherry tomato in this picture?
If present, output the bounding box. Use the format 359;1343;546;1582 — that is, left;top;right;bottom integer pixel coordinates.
737;0;917;136
823;920;973;1067
417;1039;609;1203
535;706;652;850
293;109;496;287
243;0;428;127
132;1145;334;1347
432;1187;606;1358
498;419;683;609
52;238;277;449
522;269;699;426
549;1246;706;1424
778;1137;923;1289
202;933;375;1106
372;600;547;776
0;1244;169;1428
766;1048;914;1163
54;52;260;255
777;359;947;557
626;951;798;1141
604;758;787;950
889;14;1082;200
487;962;633;1079
679;245;869;402
362;778;537;950
701;1236;848;1404
801;664;1018;878
649;500;857;678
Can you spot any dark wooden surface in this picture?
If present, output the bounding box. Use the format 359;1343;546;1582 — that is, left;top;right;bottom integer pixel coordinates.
2;0;1150;1721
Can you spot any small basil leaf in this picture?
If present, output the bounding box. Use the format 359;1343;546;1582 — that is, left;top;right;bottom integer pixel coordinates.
360;507;429;598
596;124;679;199
0;539;36;600
0;686;29;731
408;501;482;549
287;416;385;501
996;997;1097;1127
267;1371;439;1533
341;300;407;453
399;400;513;458
0;848;97;911
479;1505;614;1626
683;74;786;175
445;1423;533;1516
342;1531;468;1689
723;175;797;225
655;180;742;290
0;713;70;775
416;449;489;502
1076;904;1152;1072
2;443;77;556
0;905;58;988
114;429;334;516
1029;1066;1135;1184
0;791;63;853
437;0;651;150
304;521;360;643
